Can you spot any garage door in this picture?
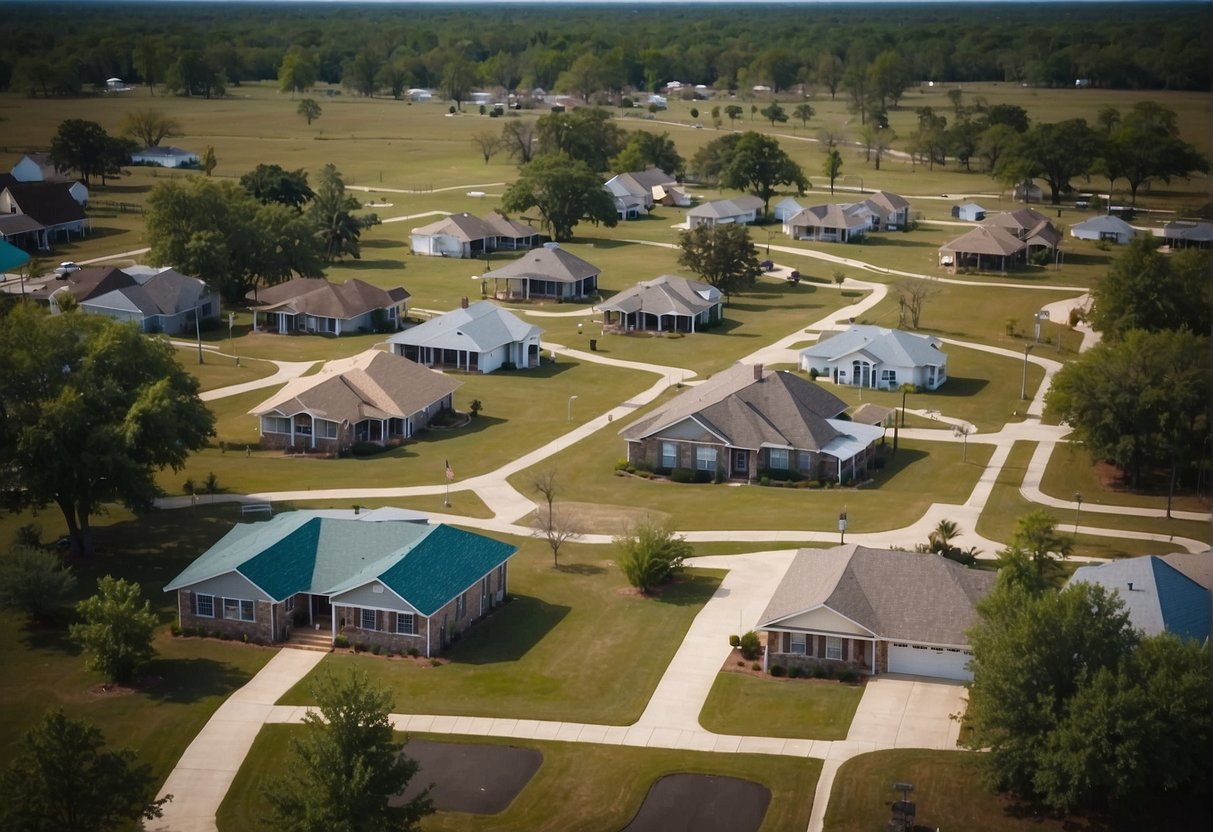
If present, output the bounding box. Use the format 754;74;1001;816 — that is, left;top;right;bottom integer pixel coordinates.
887;643;974;681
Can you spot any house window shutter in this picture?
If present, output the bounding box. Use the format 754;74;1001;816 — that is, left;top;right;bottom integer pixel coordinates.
817;635;827;656
189;592;196;615
842;640;850;661
781;632;790;653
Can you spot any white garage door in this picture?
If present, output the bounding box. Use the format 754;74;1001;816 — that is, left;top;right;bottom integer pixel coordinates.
887;643;974;681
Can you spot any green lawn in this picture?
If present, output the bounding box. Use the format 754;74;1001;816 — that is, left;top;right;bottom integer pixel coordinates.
824;749;1100;832
0;507;274;784
279;538;723;725
699;672;863;741
175;345;278;391
219;728;821;832
1042;441;1211;516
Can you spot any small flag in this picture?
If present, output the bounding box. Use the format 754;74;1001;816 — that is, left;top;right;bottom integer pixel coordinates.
445;460;455;482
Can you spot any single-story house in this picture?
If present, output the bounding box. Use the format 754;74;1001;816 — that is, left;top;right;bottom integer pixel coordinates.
164;511;517;656
407;88;433;102
1070;215;1137;245
248;277;409;336
78;267;219;334
603;169;689;219
952;202;986;222
130;146;200;168
7;153;89;204
1067;555;1211;644
0;180;89;245
1162;220;1213;249
620;362;884;483
686;195;764;229
1012;180;1044;203
410;211;539;258
598;274;723;333
388;298;543;374
798;325;948;391
784;202;871;243
773;197;804;223
862;190;911;230
480;242;600;301
982;208;1061;255
0;213;48;252
250;349;461;453
759;544;997;680
938;225;1025;272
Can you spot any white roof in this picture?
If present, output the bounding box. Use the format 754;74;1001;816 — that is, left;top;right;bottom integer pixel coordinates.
800;325;947;368
1071;215;1136;236
387;301;542;353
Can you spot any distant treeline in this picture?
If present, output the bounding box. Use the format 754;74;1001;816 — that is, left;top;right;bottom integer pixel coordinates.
1;1;1209;97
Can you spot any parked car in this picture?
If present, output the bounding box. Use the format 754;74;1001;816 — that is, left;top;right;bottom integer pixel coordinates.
54;262;80;278
786;270;800;284
759;259;774;271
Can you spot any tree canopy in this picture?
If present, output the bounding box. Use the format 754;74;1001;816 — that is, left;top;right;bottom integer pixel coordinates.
49;119;135;187
240;163;316;211
997;118;1099;204
718;132;807;216
1089;236;1211;340
264;669;433;832
501;152;617;242
119;108;182;148
0;306;215;558
536;107;626;173
70;575;159;685
0;710;170;832
677;222;762;302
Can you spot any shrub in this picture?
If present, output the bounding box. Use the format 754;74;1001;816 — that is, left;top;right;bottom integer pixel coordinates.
809;367;820;380
0;545;76;621
170;622;182;637
614;458;631;472
334;635;350;649
812;665;828;679
407;647;420;657
739;630;761;661
838;669;859;683
353;641;367;653
632;460;654;474
728;634;741;648
770;664;787;677
751;662;762;671
429;657;441;667
371;644;382;655
350;441;386;457
788;665;802;679
670;467;695;483
69;576;157;684
220;631;232;641
615;522;693;593
13;523;41;548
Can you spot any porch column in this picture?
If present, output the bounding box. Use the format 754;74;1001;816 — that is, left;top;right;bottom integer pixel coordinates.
690;314;696;333
310;415;316;449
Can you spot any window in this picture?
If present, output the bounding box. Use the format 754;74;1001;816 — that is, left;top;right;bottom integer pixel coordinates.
315;419;338;439
293;416;312;436
455;592;467;619
196;593;214;618
881;369;897;386
798;451;812;471
200;302;213;317
261;416;290;434
790;633;807;655
768;448;789;470
394;613;415;635
223;598;254;622
360;609;378;631
284;595;294;613
694;446;717;472
661;442;677;468
826;636;842;661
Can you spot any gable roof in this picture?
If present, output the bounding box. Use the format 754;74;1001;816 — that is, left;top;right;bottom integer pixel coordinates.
250;349;461;423
482;211;536;240
1162;220;1213;243
0;239;31;272
788;202;870;230
411;212;496;242
598;274;720;317
983;207;1050;234
1069;556;1211;642
3;181;87;227
940;224;1025;256
482;243;600;284
32;266;135;302
387;300;543;353
865;190;910;213
759;545;997;646
621;363;848;452
800;325;947;368
850;402;894;426
164;513;516;616
1071;215;1136;236
0;213;46;236
688;195;764;220
249;277;408;320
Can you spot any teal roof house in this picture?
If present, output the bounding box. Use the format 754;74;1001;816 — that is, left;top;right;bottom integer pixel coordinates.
165;511;517;656
1068;554;1211;644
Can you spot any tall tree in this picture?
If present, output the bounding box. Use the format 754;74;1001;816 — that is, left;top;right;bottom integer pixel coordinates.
377;59;412;101
760;101;788;126
500;119;537;164
297;98;322;126
240;164;315;211
264;669;433;832
556;53;604;103
1007;510;1073;581
472;130;502;164
278;49;318;98
0;710;170;832
816;53;844;100
165;50;225;98
310;164;377;261
343;50;383;97
440;54;478;110
677;222;762;302
0;307;215;558
70;576;158;685
998;119;1099;204
120;108;182;148
1104;103;1208;205
500;153;618;241
869;49;910;111
1046;328;1211;489
1090;236;1211;340
822;148;842;194
719;131;807;215
611;131;683;176
536;107;625;172
131;37;167;95
724;104;743;126
531;468;580;566
792;103;815;126
49;119;133;186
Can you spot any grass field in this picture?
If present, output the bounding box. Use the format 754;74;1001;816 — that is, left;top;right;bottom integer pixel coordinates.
699;672;863;741
278;538;723;725
218;728;822;832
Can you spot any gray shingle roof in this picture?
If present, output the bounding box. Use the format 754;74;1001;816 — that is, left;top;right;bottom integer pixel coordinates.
387;300;543;353
1070;215;1136;237
759;545;997;646
598;274;719;317
939;224;1025;256
800;325;947;368
1069;556;1211;642
482;244;600;283
249;277;408;320
688;195;764;219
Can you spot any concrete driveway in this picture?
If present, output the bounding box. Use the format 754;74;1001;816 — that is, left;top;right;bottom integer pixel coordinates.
845;674;968;750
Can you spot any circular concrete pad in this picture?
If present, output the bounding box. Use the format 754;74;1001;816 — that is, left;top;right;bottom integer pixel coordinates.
392;739;542;815
621;773;771;832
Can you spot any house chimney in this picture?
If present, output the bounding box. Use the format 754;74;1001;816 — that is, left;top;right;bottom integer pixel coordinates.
753;363;764;381
461;296;469;309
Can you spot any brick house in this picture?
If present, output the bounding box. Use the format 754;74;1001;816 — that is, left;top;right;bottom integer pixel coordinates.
619;363;883;483
758;545;996;681
164;510;517;657
250;349;460;454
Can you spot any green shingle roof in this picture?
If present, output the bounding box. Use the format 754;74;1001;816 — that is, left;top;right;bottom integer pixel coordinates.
164;512;517;616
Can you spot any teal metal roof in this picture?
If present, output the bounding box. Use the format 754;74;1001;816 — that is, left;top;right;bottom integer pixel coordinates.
164;512;516;615
0;239;31;273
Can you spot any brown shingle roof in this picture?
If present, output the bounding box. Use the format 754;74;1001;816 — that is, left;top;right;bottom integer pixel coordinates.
939;225;1025;256
759;545;997;646
249;277;408;320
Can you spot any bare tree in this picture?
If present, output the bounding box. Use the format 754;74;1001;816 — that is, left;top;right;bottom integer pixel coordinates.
532;468;579;565
471;130;501;164
816;124;845;151
501;120;537;164
897;278;938;329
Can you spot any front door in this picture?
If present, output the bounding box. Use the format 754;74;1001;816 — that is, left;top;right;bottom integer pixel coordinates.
732;449;748;476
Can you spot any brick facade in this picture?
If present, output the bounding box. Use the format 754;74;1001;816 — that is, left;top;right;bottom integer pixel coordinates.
765;630;874;676
177;591;276;644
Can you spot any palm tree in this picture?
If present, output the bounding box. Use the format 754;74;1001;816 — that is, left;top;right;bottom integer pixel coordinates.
928;519;961;552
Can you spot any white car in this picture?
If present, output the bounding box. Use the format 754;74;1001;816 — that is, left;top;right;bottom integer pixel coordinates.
54;262;81;278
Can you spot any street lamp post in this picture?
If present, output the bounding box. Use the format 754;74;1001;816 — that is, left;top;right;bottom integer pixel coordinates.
567;394;578;421
1074;492;1082;533
954;424;971;462
893;385;911;453
1020;344;1035;400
